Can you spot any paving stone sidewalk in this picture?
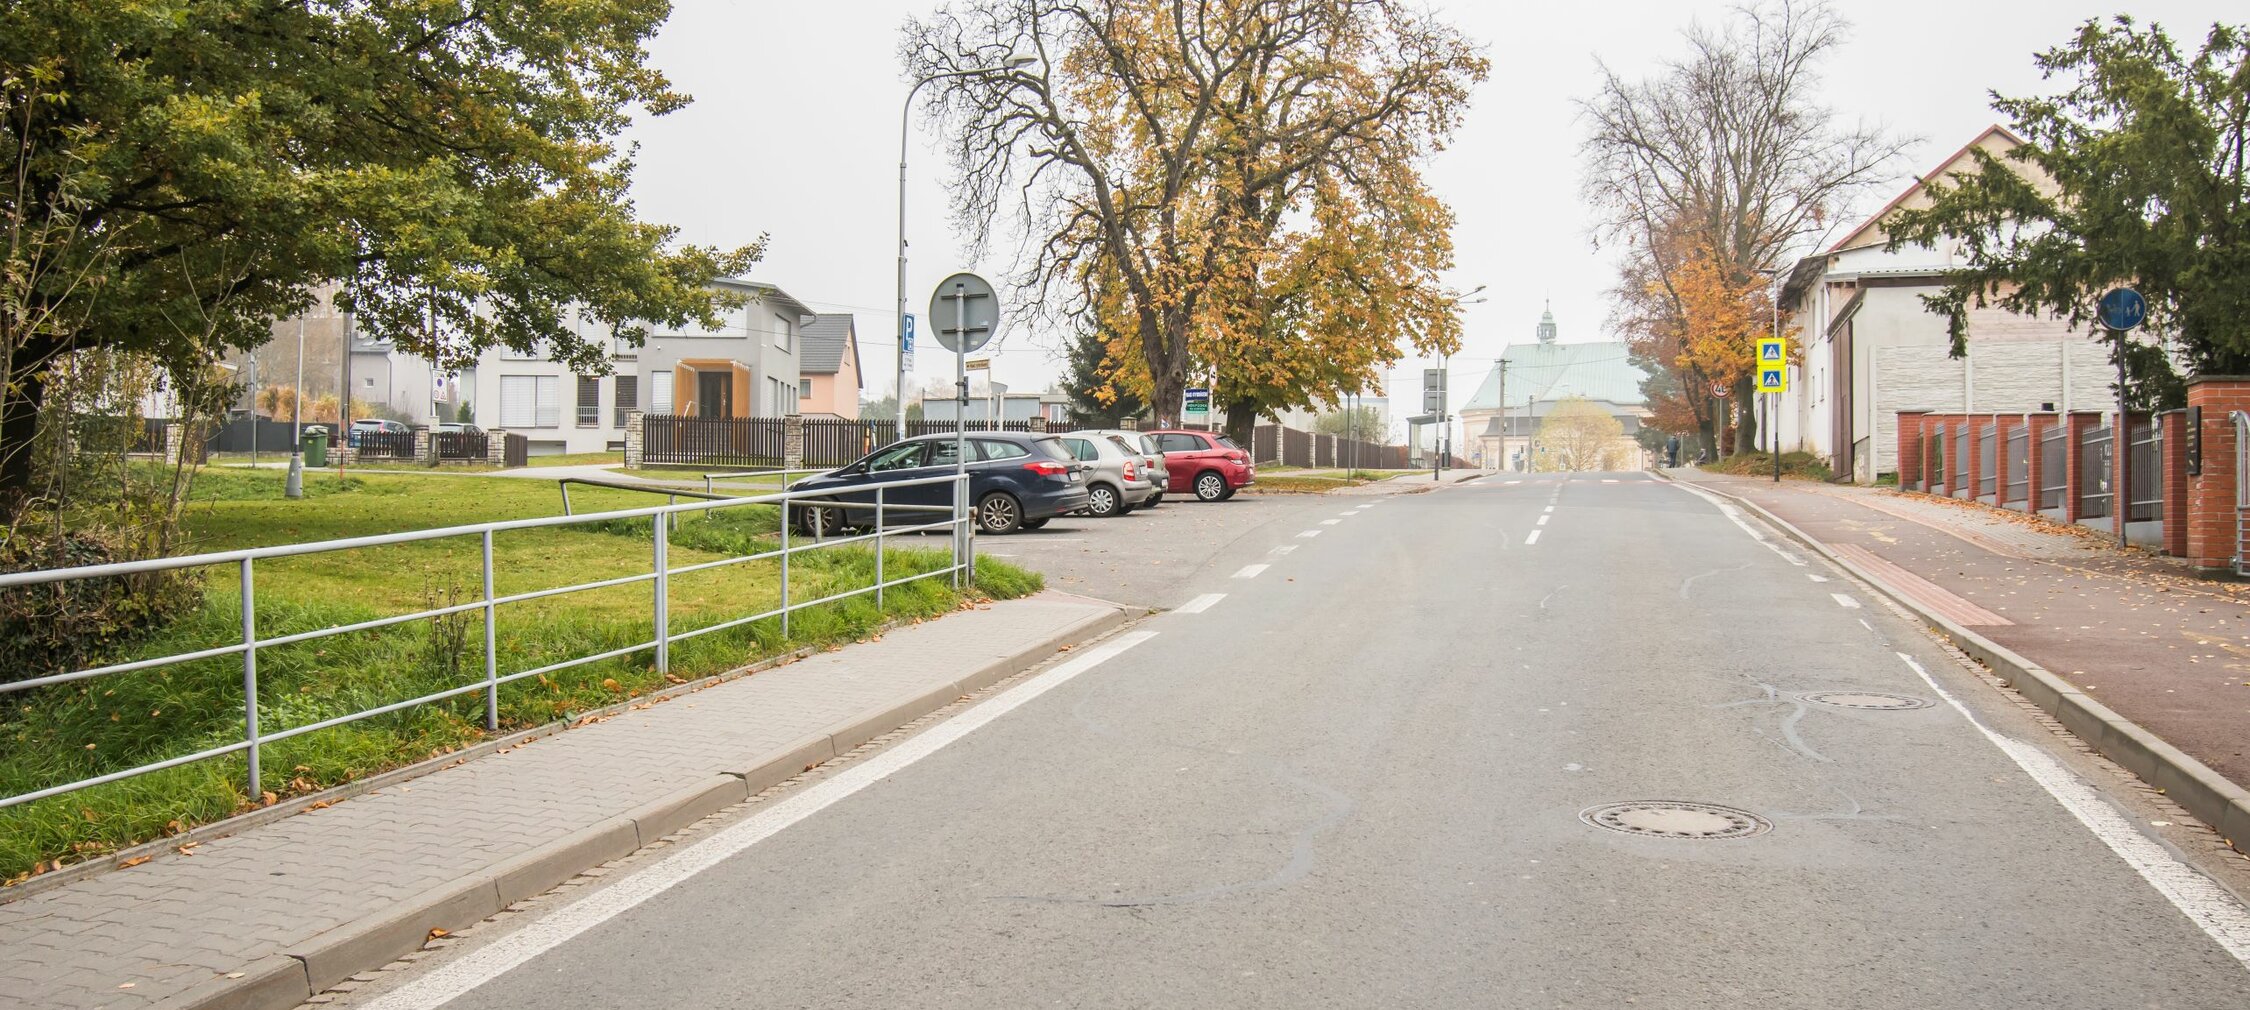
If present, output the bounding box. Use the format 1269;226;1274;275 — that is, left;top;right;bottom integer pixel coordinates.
0;592;1124;1010
1673;469;2250;795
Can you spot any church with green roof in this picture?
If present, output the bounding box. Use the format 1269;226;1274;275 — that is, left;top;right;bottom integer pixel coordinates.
1456;305;1653;471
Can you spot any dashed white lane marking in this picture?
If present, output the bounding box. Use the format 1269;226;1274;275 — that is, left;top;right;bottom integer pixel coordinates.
1232;564;1269;579
1543;506;1555;514
1320;519;1342;526
1536;516;1550;526
1896;653;2250;967
1831;593;1862;609
1339;510;1360;516
1858;618;1874;631
1525;530;1543;545
1806;573;1829;583
362;631;1164;1010
1269;545;1298;557
1176;594;1225;614
1297;530;1324;539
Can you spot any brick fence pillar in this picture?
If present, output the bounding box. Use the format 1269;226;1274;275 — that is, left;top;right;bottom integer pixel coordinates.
2064;412;2099;524
1120;418;1138;431
623;411;644;469
782;413;804;470
2024;414;2052;514
413;427;434;467
1896;411;1926;490
163;422;186;466
485;429;510;466
2161;409;2189;557
2184;378;2250;573
1027;417;1047;433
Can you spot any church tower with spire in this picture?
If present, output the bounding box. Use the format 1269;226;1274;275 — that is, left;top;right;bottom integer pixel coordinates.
1535;300;1558;344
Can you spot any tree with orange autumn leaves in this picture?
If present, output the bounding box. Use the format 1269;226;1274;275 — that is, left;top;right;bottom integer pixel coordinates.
1582;1;1904;456
903;0;1484;434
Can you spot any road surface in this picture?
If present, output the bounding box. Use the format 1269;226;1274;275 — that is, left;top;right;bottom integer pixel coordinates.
331;473;2250;1009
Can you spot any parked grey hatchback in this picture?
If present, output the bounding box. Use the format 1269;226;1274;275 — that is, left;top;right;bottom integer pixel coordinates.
1057;431;1158;518
1070;429;1168;508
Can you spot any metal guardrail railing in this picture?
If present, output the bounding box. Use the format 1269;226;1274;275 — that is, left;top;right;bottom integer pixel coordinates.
701;467;832;494
0;472;972;810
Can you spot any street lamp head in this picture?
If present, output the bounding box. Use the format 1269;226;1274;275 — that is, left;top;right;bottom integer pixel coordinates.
1004;55;1040;70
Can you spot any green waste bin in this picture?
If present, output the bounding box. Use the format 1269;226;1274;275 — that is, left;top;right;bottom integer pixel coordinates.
302;427;329;467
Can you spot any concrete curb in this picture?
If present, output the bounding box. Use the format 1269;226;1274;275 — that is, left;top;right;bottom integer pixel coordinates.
1662;471;2250;855
154;599;1134;1010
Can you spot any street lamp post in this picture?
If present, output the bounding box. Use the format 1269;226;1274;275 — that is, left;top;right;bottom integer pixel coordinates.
285;313;305;498
896;55;1038;447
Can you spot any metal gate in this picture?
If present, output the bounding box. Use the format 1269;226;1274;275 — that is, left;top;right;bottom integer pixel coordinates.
2079;424;2113;519
1978;423;1997;499
2005;425;2030;506
1954;425;1972;497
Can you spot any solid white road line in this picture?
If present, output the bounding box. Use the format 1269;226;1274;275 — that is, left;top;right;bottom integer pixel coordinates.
1897;653;2250;967
1297;530;1323;539
1668;481;1807;567
1831;593;1862;609
364;630;1163;1010
1525;530;1542;545
1176;594;1225;614
1232;564;1269;579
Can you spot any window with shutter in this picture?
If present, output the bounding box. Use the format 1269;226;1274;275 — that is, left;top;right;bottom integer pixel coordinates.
650;371;673;414
499;376;538;428
534;376;560;427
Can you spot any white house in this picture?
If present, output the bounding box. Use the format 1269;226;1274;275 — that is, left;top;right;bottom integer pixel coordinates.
462;278;812;455
1779;126;2112;482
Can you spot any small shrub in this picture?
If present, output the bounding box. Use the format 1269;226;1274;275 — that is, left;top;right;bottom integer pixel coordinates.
0;530;203;682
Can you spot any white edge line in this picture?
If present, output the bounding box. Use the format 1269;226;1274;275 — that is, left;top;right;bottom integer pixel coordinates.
1175;594;1224;614
1896;652;2250;966
365;630;1163;1010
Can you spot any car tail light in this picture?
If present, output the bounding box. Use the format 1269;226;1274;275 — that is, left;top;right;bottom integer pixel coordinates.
1023;460;1070;476
1226;451;1248;464
1123;459;1138;480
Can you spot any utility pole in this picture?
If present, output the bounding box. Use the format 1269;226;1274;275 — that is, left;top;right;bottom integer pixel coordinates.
286;312;305;498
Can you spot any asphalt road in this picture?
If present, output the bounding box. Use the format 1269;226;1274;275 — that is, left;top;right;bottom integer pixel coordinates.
332;472;2250;1009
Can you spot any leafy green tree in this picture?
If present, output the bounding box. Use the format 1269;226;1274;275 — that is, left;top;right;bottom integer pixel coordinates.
1312;404;1384;441
1;0;759;500
1885;16;2248;406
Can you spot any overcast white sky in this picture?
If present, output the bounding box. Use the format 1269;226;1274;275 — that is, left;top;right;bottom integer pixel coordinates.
621;1;2240;425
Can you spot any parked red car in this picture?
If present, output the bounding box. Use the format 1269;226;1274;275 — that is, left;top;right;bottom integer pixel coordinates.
1144;429;1255;501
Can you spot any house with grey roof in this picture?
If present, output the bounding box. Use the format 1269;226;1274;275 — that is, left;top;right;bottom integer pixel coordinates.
1457;305;1652;471
797;313;863;418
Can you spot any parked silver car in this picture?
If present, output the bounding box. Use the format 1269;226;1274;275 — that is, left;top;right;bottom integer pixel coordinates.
1057;431;1158;517
1072;428;1168;508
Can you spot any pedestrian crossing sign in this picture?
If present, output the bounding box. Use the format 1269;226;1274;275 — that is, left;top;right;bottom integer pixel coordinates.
1756;338;1787;393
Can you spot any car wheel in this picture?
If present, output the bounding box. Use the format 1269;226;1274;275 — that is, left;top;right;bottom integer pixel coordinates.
795;504;845;537
1021;517;1050;530
977;492;1023;534
1144;493;1163;508
1194;471;1228;501
1217;484;1238;501
1086;483;1122;517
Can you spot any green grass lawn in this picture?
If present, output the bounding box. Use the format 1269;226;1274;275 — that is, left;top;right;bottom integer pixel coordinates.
0;466;1038;882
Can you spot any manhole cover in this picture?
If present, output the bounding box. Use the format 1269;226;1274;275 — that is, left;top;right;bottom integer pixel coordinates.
1800;691;1932;711
1580;801;1772;840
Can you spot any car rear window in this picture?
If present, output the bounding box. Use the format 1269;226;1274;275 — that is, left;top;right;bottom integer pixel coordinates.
1104;435;1139;456
1137;435;1161;454
976;439;1031;461
1030;437;1074;462
1216;436;1243;450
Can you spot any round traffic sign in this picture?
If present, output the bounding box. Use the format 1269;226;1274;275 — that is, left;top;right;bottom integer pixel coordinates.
928;272;1000;353
1711;382;1731;398
2098;288;2146;332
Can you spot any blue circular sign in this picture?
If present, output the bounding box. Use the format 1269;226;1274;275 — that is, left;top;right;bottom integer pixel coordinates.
2098;288;2146;332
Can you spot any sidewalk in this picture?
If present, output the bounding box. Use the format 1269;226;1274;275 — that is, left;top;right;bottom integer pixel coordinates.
1671;469;2250;835
0;592;1127;1010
